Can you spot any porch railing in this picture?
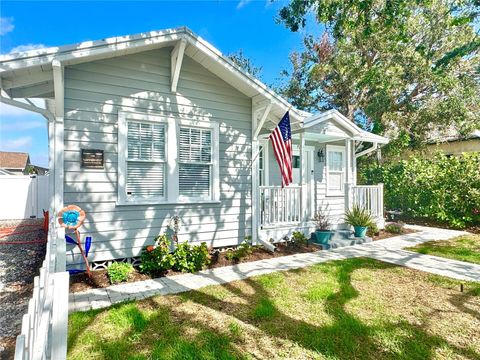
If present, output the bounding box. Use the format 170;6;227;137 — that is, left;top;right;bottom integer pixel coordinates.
349;183;384;219
260;185;302;227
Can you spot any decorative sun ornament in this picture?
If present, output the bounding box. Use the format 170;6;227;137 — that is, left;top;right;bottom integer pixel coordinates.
58;205;86;229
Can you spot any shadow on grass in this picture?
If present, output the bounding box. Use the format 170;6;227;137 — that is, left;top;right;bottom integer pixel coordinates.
68;258;480;360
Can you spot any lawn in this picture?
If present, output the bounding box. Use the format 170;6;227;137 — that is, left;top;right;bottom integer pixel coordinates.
407;234;480;265
68;258;480;360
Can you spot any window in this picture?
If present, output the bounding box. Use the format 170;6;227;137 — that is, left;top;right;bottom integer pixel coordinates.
118;111;219;205
178;127;212;199
126;121;166;200
292;155;301;169
326;145;345;196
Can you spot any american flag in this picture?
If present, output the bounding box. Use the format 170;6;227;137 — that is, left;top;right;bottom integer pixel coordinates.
269;111;293;187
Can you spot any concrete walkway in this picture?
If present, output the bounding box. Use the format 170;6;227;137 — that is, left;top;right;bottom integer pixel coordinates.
69;225;480;313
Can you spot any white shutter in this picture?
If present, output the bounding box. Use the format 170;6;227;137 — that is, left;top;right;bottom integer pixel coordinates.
178;127;212;199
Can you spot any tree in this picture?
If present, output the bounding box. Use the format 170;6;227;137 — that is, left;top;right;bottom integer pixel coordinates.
227;49;263;80
277;0;480;147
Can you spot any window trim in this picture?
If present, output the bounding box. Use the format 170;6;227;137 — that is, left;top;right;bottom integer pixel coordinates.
325;144;346;197
117;111;220;205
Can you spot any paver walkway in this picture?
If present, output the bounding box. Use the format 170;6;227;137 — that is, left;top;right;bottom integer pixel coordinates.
69;225;480;313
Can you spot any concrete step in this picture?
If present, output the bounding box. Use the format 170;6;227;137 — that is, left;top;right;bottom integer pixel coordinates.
322;236;372;250
330;230;354;241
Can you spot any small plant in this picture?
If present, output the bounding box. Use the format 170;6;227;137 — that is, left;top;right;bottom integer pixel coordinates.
385;222;405;234
312;209;331;230
107;262;134;284
344;205;375;227
140;234;175;275
173;242;210;273
225;240;255;263
367;223;380;237
291;231;308;246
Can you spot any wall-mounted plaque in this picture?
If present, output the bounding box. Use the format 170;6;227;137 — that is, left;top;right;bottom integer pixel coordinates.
81;149;104;169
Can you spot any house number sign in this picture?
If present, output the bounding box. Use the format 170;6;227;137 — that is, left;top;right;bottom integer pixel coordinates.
81;149;104;169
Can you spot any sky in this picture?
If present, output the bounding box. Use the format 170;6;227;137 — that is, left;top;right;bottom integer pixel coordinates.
0;0;319;167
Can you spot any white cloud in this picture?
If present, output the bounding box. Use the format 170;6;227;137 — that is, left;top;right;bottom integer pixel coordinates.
237;0;252;9
0;17;14;36
1;136;33;150
9;43;46;54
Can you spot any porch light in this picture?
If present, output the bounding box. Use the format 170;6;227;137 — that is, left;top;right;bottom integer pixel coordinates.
317;148;325;162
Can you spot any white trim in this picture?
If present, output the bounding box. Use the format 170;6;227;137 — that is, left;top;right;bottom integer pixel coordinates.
253;102;272;139
117;110;219;206
170;39;186;93
326;144;346;197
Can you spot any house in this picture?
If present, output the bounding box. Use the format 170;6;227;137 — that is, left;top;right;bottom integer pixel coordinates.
0;27;388;270
424;130;480;156
0;151;48;175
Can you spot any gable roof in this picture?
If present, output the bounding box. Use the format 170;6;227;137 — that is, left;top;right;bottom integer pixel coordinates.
302;109;389;144
0;27;310;123
0;151;30;170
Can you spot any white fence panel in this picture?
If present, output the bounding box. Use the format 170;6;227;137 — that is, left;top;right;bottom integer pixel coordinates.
14;220;69;360
0;175;49;220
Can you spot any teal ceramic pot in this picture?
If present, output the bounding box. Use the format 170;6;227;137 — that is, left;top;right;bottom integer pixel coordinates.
354;226;368;238
314;230;332;244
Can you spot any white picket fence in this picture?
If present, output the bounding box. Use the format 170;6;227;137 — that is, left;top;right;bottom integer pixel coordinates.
0;175;49;220
14;221;68;360
350;183;385;221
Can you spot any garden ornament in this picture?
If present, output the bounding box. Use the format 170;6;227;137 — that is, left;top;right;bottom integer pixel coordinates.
57;205;91;277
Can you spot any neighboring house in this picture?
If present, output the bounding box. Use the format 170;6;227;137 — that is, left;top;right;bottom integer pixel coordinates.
425;130;480;156
0;151;49;175
0;27;388;270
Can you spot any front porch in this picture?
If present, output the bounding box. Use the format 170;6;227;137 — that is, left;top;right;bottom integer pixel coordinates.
251;109;389;243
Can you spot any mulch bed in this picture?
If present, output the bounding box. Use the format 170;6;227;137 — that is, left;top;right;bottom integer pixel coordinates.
371;227;416;241
69;242;321;293
0;219;46;360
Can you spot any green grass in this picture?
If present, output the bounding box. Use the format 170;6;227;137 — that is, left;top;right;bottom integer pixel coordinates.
68;258;480;360
407;234;480;264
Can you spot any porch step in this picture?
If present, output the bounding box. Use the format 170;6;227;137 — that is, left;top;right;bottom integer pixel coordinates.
322;236;372;250
330;230;354;241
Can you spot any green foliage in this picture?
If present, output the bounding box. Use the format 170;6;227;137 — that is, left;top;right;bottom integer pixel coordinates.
139;234;175;275
227;49;263;79
361;152;480;228
291;231;308;246
225;241;255;263
173;242;210;273
385;223;404;234
366;223;380;237
344;205;375;228
107;262;134;284
277;0;480;146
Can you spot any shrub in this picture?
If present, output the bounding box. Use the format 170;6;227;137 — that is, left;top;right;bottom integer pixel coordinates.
107;262;134;284
225;241;255;262
139;234;175;275
291;231;308;246
173;242;210;273
367;223;380;237
385;222;404;234
344;205;375;228
360;152;480;228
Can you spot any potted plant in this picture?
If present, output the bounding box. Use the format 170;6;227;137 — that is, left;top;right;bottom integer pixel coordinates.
344;205;375;238
312;210;332;244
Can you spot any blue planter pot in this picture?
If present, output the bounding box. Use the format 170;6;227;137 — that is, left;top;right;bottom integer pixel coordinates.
313;230;332;244
354;226;368;238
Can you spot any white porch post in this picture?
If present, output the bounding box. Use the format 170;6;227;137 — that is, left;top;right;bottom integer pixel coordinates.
344;139;352;212
251;101;259;244
52;60;66;271
299;133;305;222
